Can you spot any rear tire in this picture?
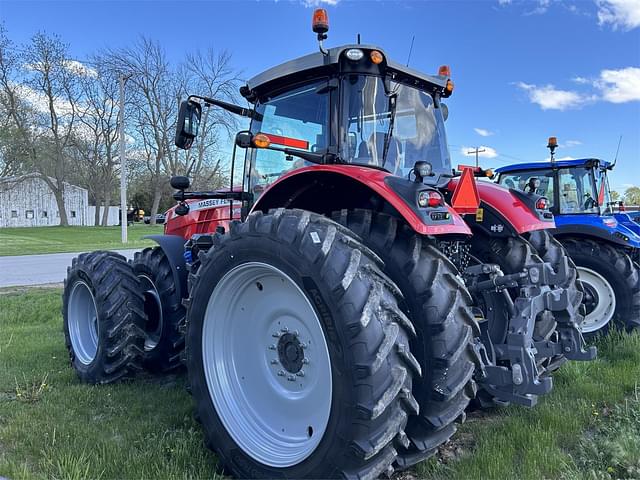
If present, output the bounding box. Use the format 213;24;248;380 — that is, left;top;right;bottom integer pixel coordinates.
186;209;419;478
561;238;640;336
332;209;479;470
63;251;145;384
132;247;186;373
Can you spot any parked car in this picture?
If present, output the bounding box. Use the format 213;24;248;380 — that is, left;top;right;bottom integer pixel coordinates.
143;213;165;224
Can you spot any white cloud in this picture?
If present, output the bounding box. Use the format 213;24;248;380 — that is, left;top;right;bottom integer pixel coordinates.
65;60;97;78
461;146;498;159
474;127;494;137
563;140;582;147
302;0;339;6
525;0;552;15
515;81;589;110
497;0;512;5
572;76;590;84
596;67;640;103
597;0;640;31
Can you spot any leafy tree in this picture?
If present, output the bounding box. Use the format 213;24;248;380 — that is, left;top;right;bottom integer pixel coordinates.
624;186;640;206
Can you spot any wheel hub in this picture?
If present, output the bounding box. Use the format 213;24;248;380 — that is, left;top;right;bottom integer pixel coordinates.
577;266;616;333
277;333;305;374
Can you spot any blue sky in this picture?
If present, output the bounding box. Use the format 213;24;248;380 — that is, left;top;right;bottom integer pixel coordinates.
1;0;639;192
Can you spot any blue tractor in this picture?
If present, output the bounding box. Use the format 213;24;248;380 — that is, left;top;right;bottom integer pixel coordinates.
495;139;640;336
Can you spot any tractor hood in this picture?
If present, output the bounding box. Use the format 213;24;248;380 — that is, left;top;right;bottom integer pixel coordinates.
554;214;640;248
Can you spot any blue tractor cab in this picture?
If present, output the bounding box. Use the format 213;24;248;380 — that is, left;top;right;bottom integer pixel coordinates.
495;149;640;336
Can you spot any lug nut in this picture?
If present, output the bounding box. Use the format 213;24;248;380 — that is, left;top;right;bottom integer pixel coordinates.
269;344;276;350
302;358;309;364
277;370;285;376
280;327;289;333
272;332;281;338
287;375;296;382
270;359;278;365
296;371;305;377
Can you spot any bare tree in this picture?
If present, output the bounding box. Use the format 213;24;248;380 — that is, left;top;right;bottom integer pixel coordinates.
173;49;242;190
105;39;241;223
0;30;82;225
74;55;121;225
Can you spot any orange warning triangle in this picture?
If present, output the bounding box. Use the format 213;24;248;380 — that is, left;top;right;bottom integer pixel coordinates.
451;167;481;214
598;181;605;206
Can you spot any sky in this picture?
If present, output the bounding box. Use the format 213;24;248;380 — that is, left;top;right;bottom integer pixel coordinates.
1;0;639;192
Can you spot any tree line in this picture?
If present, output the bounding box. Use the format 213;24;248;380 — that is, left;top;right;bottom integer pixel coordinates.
0;26;242;225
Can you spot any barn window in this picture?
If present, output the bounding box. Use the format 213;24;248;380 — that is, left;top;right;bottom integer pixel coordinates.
25;210;34;219
11;210;18;218
42;211;48;218
71;211;77;218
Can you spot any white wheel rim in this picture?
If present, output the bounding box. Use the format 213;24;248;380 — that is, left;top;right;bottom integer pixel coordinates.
202;262;332;468
138;274;164;351
579;266;616;333
67;280;99;365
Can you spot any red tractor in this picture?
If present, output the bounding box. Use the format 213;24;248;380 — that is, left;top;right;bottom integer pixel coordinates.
62;10;594;478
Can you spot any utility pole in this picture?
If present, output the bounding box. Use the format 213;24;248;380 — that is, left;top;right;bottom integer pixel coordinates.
467;147;486;167
118;74;130;244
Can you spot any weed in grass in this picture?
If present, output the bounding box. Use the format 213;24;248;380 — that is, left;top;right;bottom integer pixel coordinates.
14;372;49;403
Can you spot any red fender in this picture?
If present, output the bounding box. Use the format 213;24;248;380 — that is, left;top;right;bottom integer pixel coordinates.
447;179;554;234
252;165;471;236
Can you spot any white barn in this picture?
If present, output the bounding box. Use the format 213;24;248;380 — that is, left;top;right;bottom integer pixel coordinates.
0;174;89;228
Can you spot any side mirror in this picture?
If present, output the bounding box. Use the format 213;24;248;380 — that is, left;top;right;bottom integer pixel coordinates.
175;100;202;150
235;131;253;149
170;176;190;190
440;103;449;121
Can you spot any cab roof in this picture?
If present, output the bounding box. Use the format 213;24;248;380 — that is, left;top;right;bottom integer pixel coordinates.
495;158;612;174
241;44;448;102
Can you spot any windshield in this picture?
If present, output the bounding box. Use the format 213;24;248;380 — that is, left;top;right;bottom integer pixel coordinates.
340;75;450;177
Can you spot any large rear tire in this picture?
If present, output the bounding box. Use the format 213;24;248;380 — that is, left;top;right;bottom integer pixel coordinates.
185;209;419;478
63;251;145;384
332;209;479;470
561;238;640;336
132;247;186;373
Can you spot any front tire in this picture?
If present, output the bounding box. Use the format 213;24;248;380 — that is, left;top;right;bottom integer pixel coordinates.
63;251;145;384
561;238;640;335
186;209;419;478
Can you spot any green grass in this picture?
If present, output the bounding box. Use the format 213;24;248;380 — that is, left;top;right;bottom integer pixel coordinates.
1;289;639;479
0;224;164;256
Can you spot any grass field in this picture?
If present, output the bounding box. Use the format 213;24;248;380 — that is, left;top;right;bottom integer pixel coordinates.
0;224;164;256
1;289;639;479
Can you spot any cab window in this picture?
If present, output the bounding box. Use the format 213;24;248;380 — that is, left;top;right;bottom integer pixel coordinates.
498;170;555;208
558;167;598;214
247;82;330;198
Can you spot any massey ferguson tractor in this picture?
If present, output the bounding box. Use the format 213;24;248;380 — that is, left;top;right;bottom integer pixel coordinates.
495;139;640;337
62;10;595;478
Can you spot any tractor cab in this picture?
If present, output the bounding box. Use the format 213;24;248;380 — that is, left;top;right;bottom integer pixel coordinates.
169;10;472;239
495;158;605;217
495;143;640;254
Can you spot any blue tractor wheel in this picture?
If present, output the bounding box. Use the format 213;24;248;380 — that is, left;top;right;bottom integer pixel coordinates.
562;238;640;336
